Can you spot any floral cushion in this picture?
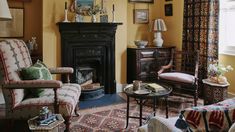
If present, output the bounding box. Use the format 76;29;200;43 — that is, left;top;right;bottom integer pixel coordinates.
159;72;195;84
181;98;235;131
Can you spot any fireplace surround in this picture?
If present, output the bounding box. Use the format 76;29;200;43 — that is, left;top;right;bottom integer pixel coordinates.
57;22;122;100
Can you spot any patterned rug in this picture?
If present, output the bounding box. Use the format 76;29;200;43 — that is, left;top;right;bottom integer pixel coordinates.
0;94;203;132
69;94;203;131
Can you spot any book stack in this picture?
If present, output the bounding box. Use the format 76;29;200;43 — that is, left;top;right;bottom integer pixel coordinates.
37;114;57;126
146;83;165;92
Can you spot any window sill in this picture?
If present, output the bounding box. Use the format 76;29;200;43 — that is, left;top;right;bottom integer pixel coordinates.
219;51;235;56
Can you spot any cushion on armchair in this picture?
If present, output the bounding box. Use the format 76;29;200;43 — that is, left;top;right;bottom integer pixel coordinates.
20;60;52;97
159;72;195;84
179;98;235;131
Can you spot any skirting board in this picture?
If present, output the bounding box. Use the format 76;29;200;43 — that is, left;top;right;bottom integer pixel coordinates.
116;83;128;93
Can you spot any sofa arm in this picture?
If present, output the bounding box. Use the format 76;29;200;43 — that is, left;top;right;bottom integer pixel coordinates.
3;80;62;89
229;123;235;132
49;67;74;74
137;124;148;132
137;116;181;132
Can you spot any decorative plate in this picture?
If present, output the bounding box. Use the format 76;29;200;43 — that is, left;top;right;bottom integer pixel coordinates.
134;89;150;95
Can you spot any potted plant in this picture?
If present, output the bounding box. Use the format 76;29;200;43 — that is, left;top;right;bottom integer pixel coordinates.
88;5;101;22
208;60;233;84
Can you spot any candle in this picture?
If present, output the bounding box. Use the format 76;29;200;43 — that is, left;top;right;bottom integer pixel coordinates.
113;4;115;12
65;2;67;10
101;0;104;10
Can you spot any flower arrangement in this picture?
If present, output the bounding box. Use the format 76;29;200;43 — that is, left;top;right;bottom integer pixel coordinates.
208;61;233;84
88;5;101;16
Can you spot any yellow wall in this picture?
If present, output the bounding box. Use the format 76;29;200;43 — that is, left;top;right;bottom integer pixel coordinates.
42;0;127;83
127;0;183;50
127;2;161;47
160;0;184;50
8;0;42;56
219;55;235;93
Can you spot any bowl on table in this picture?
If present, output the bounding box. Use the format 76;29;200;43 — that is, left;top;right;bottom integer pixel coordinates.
134;40;148;48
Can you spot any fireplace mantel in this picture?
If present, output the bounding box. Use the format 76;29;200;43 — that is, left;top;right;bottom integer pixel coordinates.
57;22;122;94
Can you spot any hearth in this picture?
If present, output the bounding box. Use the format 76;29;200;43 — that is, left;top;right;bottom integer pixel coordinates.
57;22;122;100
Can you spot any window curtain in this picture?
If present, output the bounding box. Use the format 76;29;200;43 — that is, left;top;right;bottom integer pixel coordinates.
182;0;219;83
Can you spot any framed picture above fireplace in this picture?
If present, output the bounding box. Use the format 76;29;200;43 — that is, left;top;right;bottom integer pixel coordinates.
129;0;154;3
75;0;94;10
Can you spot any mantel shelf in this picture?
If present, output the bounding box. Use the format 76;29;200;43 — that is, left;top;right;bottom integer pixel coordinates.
57;22;123;25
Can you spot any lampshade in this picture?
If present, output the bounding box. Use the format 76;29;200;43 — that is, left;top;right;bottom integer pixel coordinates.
0;0;12;21
153;19;167;32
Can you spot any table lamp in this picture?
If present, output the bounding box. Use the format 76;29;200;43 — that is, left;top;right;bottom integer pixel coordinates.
153;19;167;47
0;0;12;21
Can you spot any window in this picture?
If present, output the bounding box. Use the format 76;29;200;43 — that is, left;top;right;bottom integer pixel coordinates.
219;0;235;55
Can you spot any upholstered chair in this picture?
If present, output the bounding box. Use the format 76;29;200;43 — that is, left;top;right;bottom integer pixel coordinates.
157;49;199;106
0;39;81;131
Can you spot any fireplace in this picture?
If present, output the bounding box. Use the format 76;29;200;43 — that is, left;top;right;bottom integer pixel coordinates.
57;22;122;100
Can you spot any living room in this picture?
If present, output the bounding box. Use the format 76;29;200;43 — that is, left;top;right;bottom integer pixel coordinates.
1;0;235;131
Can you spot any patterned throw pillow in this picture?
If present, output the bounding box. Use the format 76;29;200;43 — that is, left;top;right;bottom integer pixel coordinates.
179;98;235;132
20;60;52;97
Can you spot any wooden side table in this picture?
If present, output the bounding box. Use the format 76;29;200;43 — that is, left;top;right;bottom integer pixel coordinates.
28;114;64;132
202;79;229;105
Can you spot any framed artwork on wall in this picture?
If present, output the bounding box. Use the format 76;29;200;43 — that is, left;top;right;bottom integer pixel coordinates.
0;8;24;38
134;9;149;24
76;0;94;10
165;4;173;16
8;0;31;2
129;0;154;3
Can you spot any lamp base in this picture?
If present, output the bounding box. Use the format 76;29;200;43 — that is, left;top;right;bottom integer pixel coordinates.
153;32;163;47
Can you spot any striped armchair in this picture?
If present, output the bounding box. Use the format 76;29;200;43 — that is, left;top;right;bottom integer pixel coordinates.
0;39;81;131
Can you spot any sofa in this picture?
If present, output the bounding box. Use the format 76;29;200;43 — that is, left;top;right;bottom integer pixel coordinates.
138;97;235;132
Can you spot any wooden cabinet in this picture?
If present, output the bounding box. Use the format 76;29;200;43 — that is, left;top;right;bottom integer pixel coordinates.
127;47;175;83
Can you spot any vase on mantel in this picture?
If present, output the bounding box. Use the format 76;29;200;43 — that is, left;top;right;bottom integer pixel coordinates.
91;15;96;23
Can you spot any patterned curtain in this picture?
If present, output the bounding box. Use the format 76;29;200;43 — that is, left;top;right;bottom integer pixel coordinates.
182;0;219;82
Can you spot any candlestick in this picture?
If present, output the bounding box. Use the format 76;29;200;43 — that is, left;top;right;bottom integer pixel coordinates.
112;4;115;23
63;1;69;22
65;2;67;10
101;0;104;10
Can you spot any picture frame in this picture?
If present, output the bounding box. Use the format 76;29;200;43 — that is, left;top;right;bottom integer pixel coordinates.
165;4;173;16
134;9;149;24
0;8;24;38
76;0;94;10
129;0;154;3
8;0;31;2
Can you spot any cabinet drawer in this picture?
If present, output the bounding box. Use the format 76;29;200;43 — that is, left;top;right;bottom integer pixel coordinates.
139;50;155;58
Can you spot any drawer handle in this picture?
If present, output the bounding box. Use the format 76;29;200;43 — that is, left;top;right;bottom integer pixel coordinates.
141;52;154;55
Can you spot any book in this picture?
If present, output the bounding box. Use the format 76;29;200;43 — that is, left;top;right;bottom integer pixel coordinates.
37;114;57;126
146;83;165;92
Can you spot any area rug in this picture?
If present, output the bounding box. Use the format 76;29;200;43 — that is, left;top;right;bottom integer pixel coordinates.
0;94;203;132
69;95;203;132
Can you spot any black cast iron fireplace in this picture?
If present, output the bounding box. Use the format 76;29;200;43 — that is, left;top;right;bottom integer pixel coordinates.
57;22;122;100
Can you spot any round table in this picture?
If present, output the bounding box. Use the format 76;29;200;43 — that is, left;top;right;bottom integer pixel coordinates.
124;83;172;128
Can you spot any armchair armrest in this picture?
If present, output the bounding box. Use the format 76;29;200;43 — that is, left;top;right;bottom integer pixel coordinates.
157;61;173;75
3;80;62;89
49;67;74;74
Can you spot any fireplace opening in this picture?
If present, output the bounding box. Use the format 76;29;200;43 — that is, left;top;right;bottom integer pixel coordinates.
76;66;104;100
